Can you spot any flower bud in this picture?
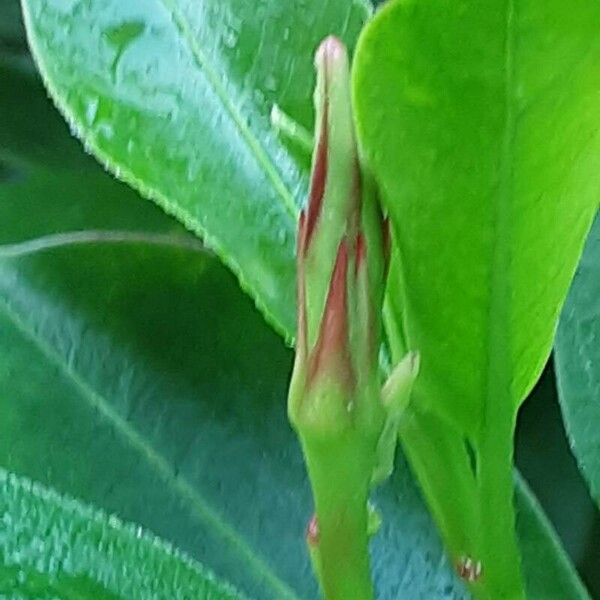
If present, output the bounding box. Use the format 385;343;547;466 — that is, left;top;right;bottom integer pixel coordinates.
288;36;387;438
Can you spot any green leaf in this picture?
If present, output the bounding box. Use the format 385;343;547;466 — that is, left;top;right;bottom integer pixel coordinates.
0;468;241;599
555;214;600;504
352;0;600;432
352;2;599;595
20;0;371;339
0;167;589;599
516;366;598;565
515;474;591;600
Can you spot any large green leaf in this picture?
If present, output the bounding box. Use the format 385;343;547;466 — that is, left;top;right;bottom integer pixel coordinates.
352;0;600;433
555;214;600;504
0;468;240;599
353;3;599;595
20;0;371;339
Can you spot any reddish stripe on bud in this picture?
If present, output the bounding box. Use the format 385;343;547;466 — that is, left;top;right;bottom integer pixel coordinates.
303;35;348;251
308;240;353;389
297;210;307;258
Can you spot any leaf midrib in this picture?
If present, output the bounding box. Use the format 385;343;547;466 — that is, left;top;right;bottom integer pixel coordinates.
0;230;208;258
0;262;300;600
158;0;298;220
0;229;211;259
483;0;517;432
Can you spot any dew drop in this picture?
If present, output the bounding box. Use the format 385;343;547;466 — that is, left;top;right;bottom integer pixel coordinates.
84;97;99;126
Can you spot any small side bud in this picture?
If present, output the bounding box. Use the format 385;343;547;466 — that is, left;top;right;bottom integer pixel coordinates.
371;352;420;486
307;514;320;547
457;557;483;583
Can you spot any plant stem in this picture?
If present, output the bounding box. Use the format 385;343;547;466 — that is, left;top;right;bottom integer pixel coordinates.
385;315;526;598
399;406;480;562
476;411;524;599
300;433;375;600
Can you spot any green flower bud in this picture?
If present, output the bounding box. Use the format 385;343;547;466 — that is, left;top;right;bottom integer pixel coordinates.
285;37;420;599
288;35;388;439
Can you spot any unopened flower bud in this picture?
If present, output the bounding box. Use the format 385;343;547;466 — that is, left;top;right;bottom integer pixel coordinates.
288;36;387;438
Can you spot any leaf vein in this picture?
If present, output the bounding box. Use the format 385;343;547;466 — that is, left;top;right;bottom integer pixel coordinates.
157;0;298;219
0;230;209;258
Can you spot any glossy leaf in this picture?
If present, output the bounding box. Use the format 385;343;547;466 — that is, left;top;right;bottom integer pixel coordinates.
556;214;600;504
515;474;590;600
20;0;371;339
0;468;240;599
516;365;599;564
353;0;600;432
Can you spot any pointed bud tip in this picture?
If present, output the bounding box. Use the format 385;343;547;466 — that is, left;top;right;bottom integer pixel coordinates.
315;35;347;68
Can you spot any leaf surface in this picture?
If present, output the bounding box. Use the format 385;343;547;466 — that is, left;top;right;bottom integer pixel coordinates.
0;468;241;599
556;214;600;504
353;0;600;431
0;54;92;170
0;0;25;50
20;0;371;338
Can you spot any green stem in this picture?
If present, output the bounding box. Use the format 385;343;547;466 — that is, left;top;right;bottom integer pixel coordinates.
300;433;375;600
476;411;524;599
399;406;479;562
385;315;525;598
